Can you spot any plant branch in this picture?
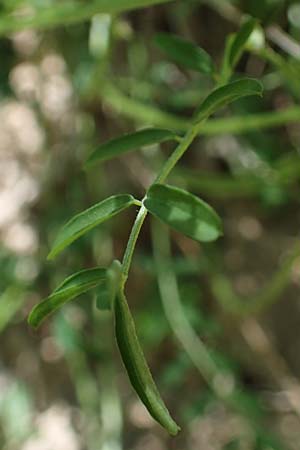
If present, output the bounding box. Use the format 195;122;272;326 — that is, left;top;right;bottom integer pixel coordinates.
101;83;300;135
121;121;204;284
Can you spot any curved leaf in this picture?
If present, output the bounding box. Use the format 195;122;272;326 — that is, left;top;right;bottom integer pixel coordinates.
194;78;263;123
85;128;176;168
144;184;222;242
155;32;214;74
229;18;257;68
114;290;180;435
28;267;106;328
48;194;136;260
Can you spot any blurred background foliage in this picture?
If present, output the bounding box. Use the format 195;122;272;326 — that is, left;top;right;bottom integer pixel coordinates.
0;0;300;449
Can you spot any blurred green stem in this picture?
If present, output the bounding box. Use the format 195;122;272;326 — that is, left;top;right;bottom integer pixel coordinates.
211;245;300;316
254;47;300;99
101;83;300;135
0;0;173;35
151;220;286;449
95;311;123;450
151;219;218;382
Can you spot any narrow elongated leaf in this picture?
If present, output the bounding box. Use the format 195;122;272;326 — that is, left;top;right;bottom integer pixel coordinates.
194;78;263;123
155;32;214;74
85;128;176;168
229;18;257;68
144;184;222;242
28;267;106;328
114;290;180;435
48;194;136;260
96;260;122;310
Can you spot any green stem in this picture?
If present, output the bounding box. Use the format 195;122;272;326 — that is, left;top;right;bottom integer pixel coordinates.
0;0;173;35
101;83;300;135
121;205;148;282
121;122;203;284
151;219;218;382
155;127;199;183
151;220;287;448
212;245;300;316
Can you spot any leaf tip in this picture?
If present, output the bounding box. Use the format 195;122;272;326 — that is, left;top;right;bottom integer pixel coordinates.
169;423;181;436
27;309;40;329
46;251;55;261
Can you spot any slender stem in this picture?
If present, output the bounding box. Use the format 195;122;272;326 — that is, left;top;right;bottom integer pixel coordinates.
101;83;300;135
121;205;148;283
212;244;300;316
151;219;218;383
151;220;290;447
121;122;203;284
0;0;173;36
155;126;200;183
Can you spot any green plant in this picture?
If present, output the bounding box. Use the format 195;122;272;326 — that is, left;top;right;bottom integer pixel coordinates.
28;18;264;435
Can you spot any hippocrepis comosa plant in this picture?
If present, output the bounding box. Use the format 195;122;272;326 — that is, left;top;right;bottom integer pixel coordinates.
28;18;262;435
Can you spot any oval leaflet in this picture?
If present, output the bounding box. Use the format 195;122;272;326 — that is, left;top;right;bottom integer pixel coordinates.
144;183;223;242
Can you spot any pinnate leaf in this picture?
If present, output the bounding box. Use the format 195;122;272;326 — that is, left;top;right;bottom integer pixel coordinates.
28;267;106;328
114;289;180;435
48;194;136;259
194;78;263;123
155;32;214;74
144;184;222;242
85;128;177;168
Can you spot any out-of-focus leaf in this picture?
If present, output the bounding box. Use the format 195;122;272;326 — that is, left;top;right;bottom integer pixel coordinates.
194;78;263;123
1;381;33;442
28;267;106;328
48;194;136;259
0;287;24;333
0;0;174;35
154;32;214;74
114;289;180;435
85;128;177;168
144;184;222;242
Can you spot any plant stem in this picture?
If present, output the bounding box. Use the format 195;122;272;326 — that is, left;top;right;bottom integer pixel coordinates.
211;244;300;316
151;219;218;382
101;82;300;135
121;122;203;284
155;127;199;183
151;220;287;448
0;0;173;36
121;205;148;283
